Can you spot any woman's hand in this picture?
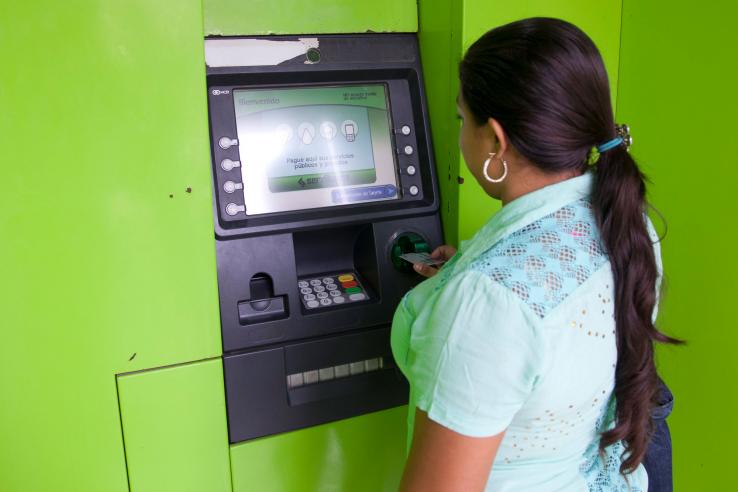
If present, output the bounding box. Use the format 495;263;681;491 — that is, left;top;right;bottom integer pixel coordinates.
413;245;457;278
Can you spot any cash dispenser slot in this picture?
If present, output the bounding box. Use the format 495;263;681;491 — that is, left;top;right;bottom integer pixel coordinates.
284;325;397;407
285;356;390;406
223;326;407;443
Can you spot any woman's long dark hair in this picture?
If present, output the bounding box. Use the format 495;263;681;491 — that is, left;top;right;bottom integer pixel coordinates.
459;17;680;473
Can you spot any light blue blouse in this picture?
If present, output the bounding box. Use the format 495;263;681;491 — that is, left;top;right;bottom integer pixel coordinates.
391;173;659;491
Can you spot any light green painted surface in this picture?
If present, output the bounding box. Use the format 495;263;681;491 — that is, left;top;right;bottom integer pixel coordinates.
118;359;232;492
12;1;724;491
230;406;407;492
456;1;623;243
418;0;464;247
0;1;220;491
617;0;737;488
204;0;418;36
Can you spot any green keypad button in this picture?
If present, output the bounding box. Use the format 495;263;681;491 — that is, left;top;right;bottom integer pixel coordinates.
345;287;362;294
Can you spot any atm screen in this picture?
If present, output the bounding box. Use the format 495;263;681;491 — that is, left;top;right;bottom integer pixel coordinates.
232;85;399;215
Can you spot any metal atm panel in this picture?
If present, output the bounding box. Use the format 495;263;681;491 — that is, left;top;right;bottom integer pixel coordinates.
205;34;442;443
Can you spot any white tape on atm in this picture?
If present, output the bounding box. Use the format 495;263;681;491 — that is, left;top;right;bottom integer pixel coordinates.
205;38;319;68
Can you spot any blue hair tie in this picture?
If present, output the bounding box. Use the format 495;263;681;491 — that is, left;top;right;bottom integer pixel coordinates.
596;137;624;153
587;124;632;166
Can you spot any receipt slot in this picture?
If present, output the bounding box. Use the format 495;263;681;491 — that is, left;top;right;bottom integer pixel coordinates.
205;34;443;443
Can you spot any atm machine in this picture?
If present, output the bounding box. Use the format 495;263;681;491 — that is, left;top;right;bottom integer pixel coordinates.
204;34;442;443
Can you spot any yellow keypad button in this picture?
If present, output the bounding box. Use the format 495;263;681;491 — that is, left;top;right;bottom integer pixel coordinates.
338;274;354;282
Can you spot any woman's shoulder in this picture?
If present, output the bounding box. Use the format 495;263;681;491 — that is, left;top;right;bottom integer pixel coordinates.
468;198;609;319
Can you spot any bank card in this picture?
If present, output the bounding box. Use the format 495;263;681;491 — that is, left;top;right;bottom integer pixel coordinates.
399;252;446;266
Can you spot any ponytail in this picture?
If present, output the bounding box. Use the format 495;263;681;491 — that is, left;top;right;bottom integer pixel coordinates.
593;147;682;473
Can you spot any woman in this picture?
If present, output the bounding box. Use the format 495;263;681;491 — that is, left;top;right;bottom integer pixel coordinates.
391;18;678;491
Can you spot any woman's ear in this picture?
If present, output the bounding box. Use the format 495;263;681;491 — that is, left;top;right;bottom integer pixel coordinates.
489;118;509;158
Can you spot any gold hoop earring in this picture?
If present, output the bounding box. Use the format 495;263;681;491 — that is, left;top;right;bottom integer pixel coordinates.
483;152;508;183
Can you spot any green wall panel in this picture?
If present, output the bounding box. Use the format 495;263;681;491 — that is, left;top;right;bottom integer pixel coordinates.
418;0;464;247
230;406;407;492
118;359;232;492
617;0;737;488
455;1;623;243
204;0;418;36
0;1;220;490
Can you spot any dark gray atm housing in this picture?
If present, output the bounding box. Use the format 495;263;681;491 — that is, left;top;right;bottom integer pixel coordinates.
206;34;443;443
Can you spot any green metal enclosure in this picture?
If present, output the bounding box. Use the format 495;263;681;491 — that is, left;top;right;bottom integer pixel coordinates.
1;0;733;490
2;1;220;491
616;1;737;489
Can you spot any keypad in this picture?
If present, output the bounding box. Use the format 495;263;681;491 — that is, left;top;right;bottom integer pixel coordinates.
297;271;369;310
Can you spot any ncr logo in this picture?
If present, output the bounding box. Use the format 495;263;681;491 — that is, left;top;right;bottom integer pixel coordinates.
212;89;231;96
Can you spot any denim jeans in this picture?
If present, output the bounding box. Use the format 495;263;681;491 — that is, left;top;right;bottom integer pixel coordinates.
643;379;674;492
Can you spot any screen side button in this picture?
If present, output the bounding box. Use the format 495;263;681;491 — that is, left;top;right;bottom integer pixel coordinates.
223;181;243;193
221;159;241;171
219;137;238;149
225;203;245;216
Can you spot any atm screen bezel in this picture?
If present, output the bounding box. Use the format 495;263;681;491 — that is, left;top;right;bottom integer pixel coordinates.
206;51;439;239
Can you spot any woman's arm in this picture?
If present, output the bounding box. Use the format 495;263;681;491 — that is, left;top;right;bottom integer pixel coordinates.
399;408;504;492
